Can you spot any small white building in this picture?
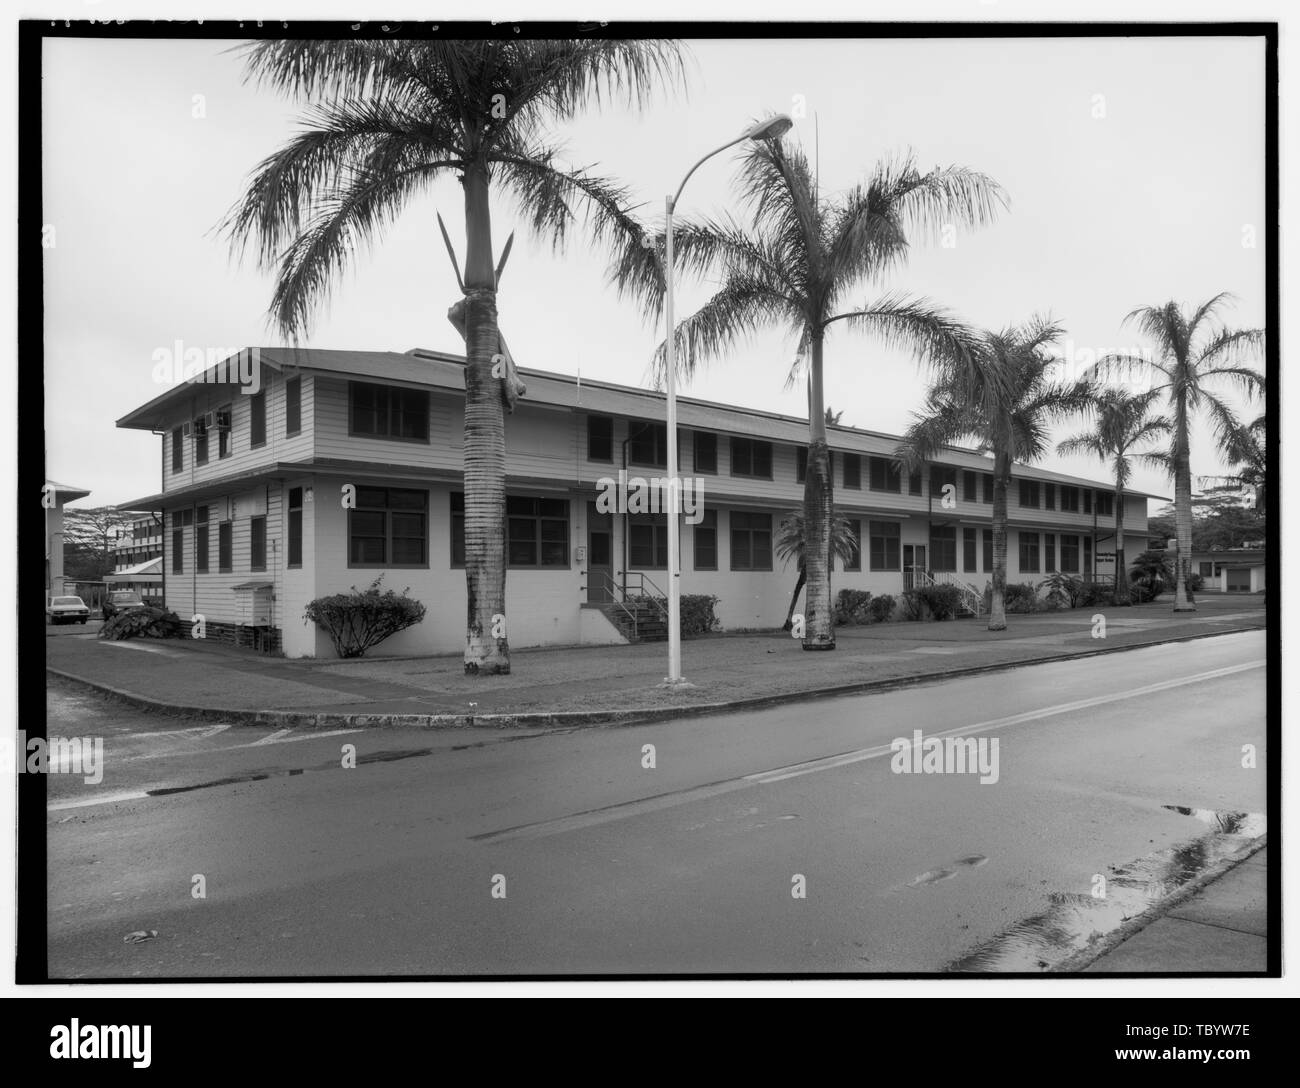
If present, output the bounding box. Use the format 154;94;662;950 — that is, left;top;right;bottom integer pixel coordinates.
1193;548;1266;593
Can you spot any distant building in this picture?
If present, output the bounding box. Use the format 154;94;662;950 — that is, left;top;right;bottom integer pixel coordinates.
1192;548;1266;593
106;515;164;604
44;479;91;598
116;348;1155;658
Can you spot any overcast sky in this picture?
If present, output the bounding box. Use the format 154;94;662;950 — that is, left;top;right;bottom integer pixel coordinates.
42;33;1266;510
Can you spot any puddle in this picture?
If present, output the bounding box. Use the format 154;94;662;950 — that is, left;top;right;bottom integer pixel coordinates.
907;853;988;888
946;807;1263;972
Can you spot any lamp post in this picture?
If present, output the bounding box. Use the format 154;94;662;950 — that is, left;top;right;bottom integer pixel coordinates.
661;114;793;687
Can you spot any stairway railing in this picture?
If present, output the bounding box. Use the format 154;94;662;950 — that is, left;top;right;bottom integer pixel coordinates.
918;569;984;616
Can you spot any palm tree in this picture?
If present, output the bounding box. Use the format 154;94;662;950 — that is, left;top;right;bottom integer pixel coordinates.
1226;413;1266;514
614;140;1003;651
221;40;687;674
895;316;1093;631
775;509;859;631
1057;388;1170;605
1094;294;1264;611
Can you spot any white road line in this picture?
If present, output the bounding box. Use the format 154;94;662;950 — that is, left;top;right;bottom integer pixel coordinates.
746;660;1263;785
49;790;149;812
249;728;295;745
481;660;1264;842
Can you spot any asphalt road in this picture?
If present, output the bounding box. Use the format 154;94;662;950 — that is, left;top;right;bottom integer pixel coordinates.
44;631;1266;977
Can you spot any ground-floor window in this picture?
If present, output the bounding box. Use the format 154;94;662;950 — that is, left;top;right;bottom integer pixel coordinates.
1044;533;1056;573
1060;533;1079;572
288;487;303;567
1083;536;1092;574
350;487;429;567
694;509;717;570
196;506;210;573
1199;561;1214;577
251;516;267;571
629;512;668;569
930;524;957;572
506;496;568;568
983;528;993;572
963;527;978;573
844;518;862;571
218;521;233;573
1019;531;1040;573
730;511;772;571
869;520;901;571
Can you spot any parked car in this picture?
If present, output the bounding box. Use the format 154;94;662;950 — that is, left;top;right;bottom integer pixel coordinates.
101;589;146;621
47;595;90;625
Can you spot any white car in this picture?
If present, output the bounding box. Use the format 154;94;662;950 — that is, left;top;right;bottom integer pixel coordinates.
47;595;90;625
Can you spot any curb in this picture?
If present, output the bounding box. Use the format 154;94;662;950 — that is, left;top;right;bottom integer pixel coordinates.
45;622;1264;731
1050;836;1268;974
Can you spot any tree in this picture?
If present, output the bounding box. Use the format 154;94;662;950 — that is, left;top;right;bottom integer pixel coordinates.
1226;413;1266;514
895;316;1093;631
222;39;688;674
616;139;1003;650
62;506;137;581
1094;295;1264;611
1057;388;1169;604
774;508;859;631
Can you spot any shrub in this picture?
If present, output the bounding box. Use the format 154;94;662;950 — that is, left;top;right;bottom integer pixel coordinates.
1129;549;1173;601
1039;572;1082;610
834;589;873;626
868;594;897;624
99;606;182;640
304;577;427;658
647;594;719;637
902;584;965;621
1004;582;1042;613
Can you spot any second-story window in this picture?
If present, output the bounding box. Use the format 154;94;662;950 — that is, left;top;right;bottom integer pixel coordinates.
868;456;901;492
1045;483;1056;510
908;469;923;496
730;438;773;479
1096;491;1114;517
250;390;267;448
285;376;302;436
348;382;429;442
194;416;209;465
628;422;668;468
843;452;861;489
171;426;184;474
1060;486;1080;512
796;447;808;483
963;470;978;503
982;472;993;503
694;432;717;474
1019;480;1041;508
1083;488;1093;514
587;415;613;462
217;406;232;459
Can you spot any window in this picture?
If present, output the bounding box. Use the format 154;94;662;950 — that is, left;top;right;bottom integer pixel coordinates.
845;519;862;571
196;506;210;574
982;473;993;504
250;390;267;448
1061;486;1079;513
908;470;923;496
730;511;773;570
1019;531;1041;573
194;416;209;465
1096;492;1114;517
348;382;429;442
215;406;232;459
963;470;978;503
930;524;957;572
1083;489;1093;515
629;513;668;569
931;465;958;501
1083;536;1092;572
506;495;568;567
1045;483;1056;510
869;456;902;493
1044;533;1056;573
450;492;465;566
1199;561;1215;577
218;521;233;573
1060;534;1080;573
730;437;773;479
628;422;668;468
983;529;993;572
694;509;718;570
963;527;978;572
693;432;717;474
1019;480;1040;508
171;426;184;474
350;487;429;567
250;516;266;571
285;376;302;436
796;446;808;483
843;453;861;489
869;520;901;571
287;487;303;568
587;415;613;462
170;512;190;574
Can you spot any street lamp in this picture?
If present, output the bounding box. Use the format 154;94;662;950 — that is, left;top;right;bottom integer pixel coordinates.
661;114;793;688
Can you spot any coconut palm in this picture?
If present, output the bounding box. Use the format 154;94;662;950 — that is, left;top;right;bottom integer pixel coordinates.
1226;413;1266;514
1094;295;1264;611
221;40;687;674
895;316;1094;631
1057;388;1170;604
775;509;859;631
614;139;1003;651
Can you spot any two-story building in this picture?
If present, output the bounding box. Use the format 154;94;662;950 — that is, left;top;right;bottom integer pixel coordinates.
104;514;164;605
116;347;1155;658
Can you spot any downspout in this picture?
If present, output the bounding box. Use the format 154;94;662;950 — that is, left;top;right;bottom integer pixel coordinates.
1092;492;1098;581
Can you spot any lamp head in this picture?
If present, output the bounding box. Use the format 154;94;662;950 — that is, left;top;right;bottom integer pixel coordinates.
744;114;793;141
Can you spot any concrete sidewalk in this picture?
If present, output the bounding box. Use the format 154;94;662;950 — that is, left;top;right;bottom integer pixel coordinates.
45;594;1265;727
1083;846;1268;973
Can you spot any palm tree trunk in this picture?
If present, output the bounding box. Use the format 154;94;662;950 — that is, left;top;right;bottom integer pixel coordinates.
802;331;834;650
989;449;1010;631
783;566;807;631
1172;407;1195;612
461;164;510;674
1113;479;1129;605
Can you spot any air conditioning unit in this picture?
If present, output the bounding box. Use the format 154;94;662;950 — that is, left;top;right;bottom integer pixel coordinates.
215;409;232;432
181;421;192;438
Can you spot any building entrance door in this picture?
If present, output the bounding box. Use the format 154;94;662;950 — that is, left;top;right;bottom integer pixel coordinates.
903;544;927;590
587;503;613;603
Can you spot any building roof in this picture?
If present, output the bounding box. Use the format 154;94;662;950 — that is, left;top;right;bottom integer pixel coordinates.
45;479;91;502
115;345;1168;500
